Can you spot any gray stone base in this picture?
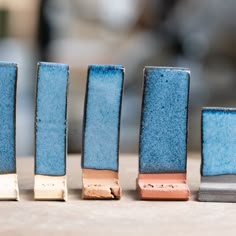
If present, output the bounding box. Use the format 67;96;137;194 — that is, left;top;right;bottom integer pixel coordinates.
199;175;236;202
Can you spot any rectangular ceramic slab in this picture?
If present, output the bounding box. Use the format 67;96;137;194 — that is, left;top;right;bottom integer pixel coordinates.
34;175;67;201
34;62;68;200
35;62;69;176
0;63;19;200
199;175;236;202
201;108;236;176
139;67;190;174
137;173;189;200
0;62;17;174
82;65;124;171
200;108;236;202
82;169;121;199
0;174;19;200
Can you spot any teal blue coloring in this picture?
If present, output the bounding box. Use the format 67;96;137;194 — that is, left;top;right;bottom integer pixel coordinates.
35;62;69;176
0;62;17;173
139;67;190;173
202;108;236;176
82;65;124;171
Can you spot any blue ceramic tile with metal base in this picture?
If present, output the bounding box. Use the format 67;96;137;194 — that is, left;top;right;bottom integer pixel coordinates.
34;62;69;201
0;62;19;200
199;108;236;202
137;67;190;200
82;65;124;199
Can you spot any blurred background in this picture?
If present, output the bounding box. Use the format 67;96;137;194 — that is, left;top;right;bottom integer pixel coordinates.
0;0;236;156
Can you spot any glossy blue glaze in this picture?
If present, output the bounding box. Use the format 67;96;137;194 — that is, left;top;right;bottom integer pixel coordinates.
202;108;236;176
82;65;124;171
35;62;69;176
139;67;190;173
0;62;17;173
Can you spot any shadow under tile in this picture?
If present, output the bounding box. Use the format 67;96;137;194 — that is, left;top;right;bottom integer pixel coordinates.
190;190;198;201
68;188;82;200
20;189;34;201
123;189;138;200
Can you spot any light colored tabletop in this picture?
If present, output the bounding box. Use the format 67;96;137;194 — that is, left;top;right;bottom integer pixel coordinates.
1;154;235;236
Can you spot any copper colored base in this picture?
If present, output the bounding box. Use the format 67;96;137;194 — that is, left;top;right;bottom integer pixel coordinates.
82;169;121;200
137;173;190;200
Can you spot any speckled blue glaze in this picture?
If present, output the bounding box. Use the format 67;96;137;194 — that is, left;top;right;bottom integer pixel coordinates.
35;62;69;176
202;108;236;176
139;67;190;173
82;65;124;171
0;62;17;173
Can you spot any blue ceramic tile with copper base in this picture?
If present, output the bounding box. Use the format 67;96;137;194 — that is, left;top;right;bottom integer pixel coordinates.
137;67;190;200
34;62;69;201
199;107;236;202
82;65;124;199
0;62;19;200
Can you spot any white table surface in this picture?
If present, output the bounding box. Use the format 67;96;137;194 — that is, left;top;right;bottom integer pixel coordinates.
1;154;235;236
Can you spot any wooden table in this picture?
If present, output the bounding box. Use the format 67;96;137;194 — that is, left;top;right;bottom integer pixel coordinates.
1;154;235;235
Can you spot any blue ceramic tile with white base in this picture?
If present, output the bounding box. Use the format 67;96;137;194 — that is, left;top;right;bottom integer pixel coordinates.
199;108;236;202
137;67;190;200
34;62;69;201
0;62;19;200
82;65;124;199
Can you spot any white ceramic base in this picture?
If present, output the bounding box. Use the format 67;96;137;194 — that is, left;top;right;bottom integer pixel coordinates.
34;175;67;201
0;173;19;200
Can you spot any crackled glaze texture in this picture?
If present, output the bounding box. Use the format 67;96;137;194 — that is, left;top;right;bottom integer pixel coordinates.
0;62;17;173
202;108;236;176
139;67;190;173
82;65;124;171
35;62;69;176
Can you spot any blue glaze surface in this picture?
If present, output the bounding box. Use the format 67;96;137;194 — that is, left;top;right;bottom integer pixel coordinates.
139;67;190;173
0;62;17;173
82;65;124;171
35;62;69;176
202;108;236;176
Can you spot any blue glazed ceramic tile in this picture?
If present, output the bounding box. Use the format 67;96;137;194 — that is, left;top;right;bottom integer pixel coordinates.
0;62;17;173
201;108;236;176
35;62;69;176
139;67;190;173
82;65;124;171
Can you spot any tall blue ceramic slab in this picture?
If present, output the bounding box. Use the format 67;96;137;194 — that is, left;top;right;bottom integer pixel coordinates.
82;65;124;171
35;62;69;176
201;108;236;176
0;62;17;174
139;67;190;174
